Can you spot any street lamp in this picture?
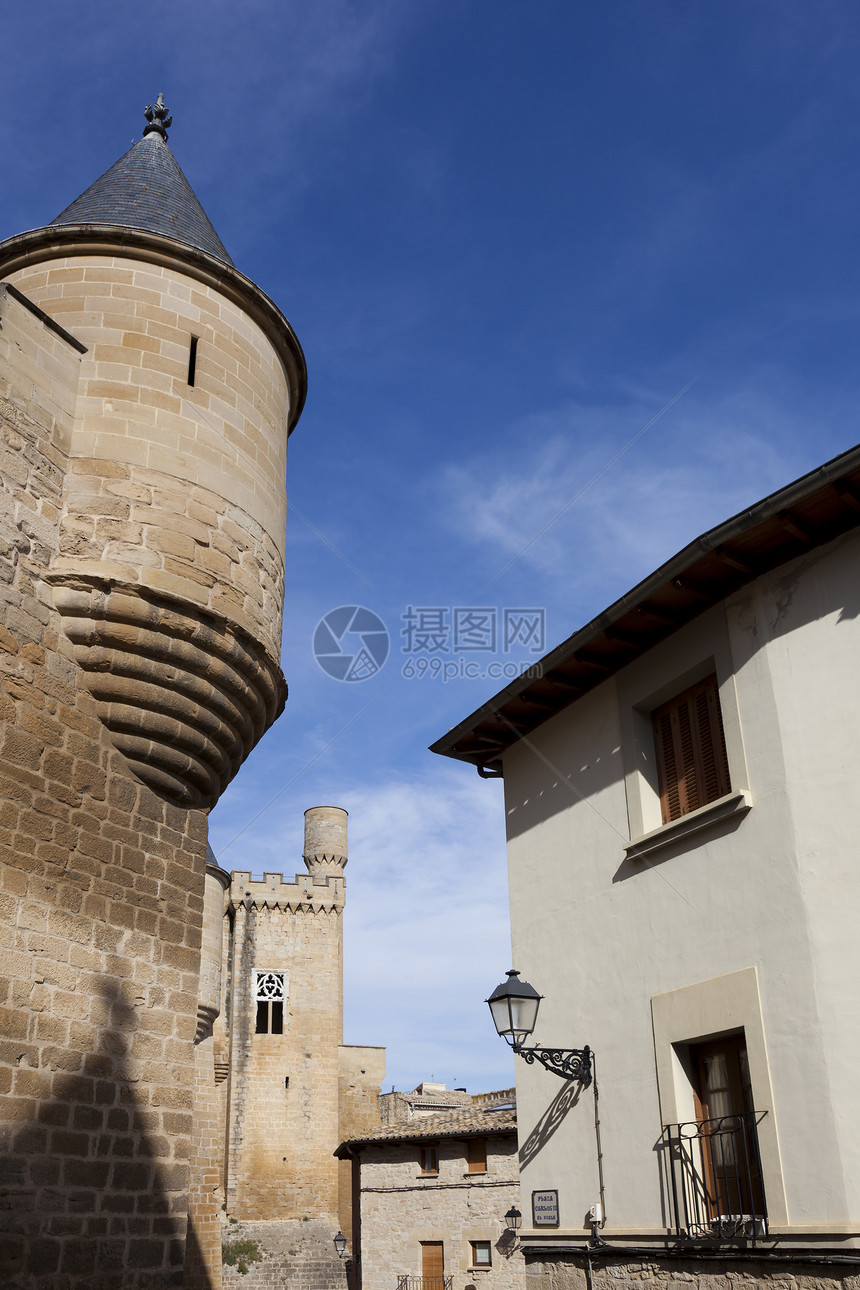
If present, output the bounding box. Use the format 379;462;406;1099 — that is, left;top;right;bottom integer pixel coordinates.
334;1230;348;1260
486;970;592;1085
504;1206;522;1231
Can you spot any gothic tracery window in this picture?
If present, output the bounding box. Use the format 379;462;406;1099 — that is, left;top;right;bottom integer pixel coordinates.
255;970;286;1034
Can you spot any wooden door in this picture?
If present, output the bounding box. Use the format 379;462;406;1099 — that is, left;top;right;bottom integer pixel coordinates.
691;1034;763;1220
421;1242;444;1290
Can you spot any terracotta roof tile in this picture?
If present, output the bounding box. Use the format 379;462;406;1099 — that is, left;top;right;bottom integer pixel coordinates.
335;1103;517;1155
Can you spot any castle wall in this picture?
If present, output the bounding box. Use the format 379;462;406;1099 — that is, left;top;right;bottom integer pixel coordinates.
224;869;346;1223
0;287;208;1287
9;254;290;661
337;1044;386;1241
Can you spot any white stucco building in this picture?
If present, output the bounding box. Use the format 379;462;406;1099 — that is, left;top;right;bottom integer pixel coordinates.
432;446;860;1290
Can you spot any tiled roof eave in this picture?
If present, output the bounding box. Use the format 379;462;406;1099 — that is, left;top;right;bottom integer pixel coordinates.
334;1114;517;1156
431;441;860;767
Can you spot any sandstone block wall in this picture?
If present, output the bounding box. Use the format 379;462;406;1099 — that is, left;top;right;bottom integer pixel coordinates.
9;255;290;643
337;1044;386;1240
0;286;208;1287
221;1217;350;1290
523;1253;860;1290
224;870;347;1222
358;1134;524;1290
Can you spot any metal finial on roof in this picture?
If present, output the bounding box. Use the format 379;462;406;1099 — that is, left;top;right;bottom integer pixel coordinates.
143;93;172;141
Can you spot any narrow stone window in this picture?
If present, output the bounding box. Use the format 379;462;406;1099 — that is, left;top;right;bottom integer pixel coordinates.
187;335;198;386
419;1143;439;1175
254;970;286;1034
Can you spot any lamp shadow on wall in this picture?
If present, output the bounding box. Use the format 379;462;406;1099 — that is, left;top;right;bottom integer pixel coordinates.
0;971;211;1289
518;1077;584;1170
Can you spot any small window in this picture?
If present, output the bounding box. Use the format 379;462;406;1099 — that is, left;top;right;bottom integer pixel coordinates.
187;335;198;386
254;970;286;1034
470;1241;492;1268
467;1137;487;1173
652;673;730;823
419;1144;439;1175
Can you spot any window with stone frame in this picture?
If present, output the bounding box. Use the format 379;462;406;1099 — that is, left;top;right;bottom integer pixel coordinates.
419;1143;439;1175
255;970;286;1034
466;1137;487;1173
470;1241;492;1268
652;673;731;823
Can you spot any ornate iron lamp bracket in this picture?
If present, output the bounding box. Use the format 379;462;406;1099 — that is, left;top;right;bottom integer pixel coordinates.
514;1042;592;1085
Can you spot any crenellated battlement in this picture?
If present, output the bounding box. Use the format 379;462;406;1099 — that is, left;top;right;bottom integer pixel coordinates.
229;868;345;911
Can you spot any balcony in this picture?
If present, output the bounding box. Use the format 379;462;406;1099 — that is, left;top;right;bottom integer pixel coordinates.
397;1279;452;1290
662;1111;768;1242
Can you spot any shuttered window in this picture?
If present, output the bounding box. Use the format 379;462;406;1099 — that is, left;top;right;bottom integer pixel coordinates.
467;1137;487;1173
652;674;730;824
422;1242;444;1281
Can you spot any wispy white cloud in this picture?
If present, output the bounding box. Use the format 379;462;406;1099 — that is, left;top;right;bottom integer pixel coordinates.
439;374;857;627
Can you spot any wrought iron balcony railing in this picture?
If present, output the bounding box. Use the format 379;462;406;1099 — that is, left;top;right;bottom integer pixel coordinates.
662;1110;768;1242
397;1278;452;1290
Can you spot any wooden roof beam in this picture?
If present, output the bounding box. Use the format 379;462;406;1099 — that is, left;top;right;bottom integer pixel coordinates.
778;511;812;543
714;546;755;575
836;480;860;512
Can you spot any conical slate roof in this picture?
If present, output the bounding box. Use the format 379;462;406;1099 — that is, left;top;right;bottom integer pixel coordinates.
51;115;232;265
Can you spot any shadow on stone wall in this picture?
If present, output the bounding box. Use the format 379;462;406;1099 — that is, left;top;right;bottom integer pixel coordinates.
0;971;209;1290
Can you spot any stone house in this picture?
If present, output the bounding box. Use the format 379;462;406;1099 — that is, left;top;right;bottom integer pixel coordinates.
336;1090;525;1290
432;446;860;1290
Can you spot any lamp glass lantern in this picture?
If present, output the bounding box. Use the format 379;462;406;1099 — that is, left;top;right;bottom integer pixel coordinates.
504;1205;522;1232
334;1230;347;1259
487;970;542;1048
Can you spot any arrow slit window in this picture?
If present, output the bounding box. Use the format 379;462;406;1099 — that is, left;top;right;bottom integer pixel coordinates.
255;970;286;1034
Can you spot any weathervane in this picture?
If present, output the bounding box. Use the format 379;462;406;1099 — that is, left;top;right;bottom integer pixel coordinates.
143;93;172;141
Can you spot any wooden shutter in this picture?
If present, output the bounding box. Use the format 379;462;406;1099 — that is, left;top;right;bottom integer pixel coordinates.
653;674;730;824
467;1137;486;1173
422;1242;444;1280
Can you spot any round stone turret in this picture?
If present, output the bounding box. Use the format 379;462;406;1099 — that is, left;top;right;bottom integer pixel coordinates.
303;805;348;878
0;100;307;807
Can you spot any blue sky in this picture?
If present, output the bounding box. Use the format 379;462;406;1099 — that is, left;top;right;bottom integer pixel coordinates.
4;1;860;1093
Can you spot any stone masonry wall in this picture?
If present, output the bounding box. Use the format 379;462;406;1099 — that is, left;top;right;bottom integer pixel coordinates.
9;255;290;659
0;285;208;1286
358;1134;524;1290
225;872;345;1224
337;1044;386;1242
221;1217;350;1290
523;1253;860;1290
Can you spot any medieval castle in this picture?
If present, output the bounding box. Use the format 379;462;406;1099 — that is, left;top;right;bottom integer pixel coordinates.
0;97;384;1288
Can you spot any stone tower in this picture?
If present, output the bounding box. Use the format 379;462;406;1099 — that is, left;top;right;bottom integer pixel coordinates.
0;98;305;1288
218;806;385;1278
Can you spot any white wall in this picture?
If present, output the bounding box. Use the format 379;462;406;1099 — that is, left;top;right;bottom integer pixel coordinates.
502;531;860;1239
